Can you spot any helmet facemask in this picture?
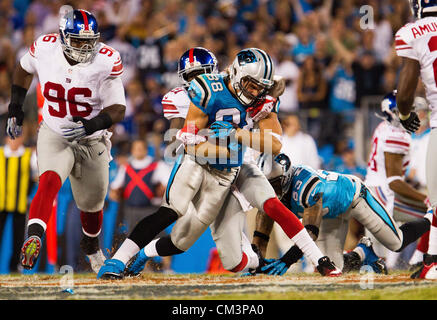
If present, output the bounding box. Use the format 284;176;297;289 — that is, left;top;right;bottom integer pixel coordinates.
60;31;99;63
234;75;271;107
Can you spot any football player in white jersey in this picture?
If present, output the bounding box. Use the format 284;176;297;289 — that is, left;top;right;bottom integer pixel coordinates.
394;0;437;279
6;9;126;272
97;48;340;279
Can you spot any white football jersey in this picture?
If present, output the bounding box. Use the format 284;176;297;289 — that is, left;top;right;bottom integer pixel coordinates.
365;121;411;189
20;33;126;138
395;17;437;127
161;87;191;120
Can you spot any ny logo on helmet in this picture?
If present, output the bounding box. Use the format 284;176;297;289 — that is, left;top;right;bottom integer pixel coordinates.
184;57;201;68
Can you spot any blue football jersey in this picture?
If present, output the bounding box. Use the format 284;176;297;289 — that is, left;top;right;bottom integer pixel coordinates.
282;165;357;219
187;73;251;169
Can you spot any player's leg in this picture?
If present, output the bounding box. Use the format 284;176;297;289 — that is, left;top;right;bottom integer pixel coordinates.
97;156;211;279
236;163;336;273
21;123;74;269
418;129;437;279
348;183;430;273
316;217;349;270
69;139;109;273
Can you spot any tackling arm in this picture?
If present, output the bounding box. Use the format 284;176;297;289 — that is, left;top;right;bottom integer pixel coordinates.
181;102;230;159
385;152;427;202
235;111;283;155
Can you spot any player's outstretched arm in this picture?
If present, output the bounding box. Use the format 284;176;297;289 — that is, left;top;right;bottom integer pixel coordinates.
6;63;34;139
179;102;230;159
235;111;283;155
385;152;428;203
397;57;421;133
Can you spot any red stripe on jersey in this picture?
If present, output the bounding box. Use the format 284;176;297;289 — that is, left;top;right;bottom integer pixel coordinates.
80;10;89;30
29;41;36;57
396;47;413;50
164;111;180;114
395;39;408;46
111;63;123;73
162;104;177;110
189;48;194;64
386;139;409;147
110;71;123;76
403;161;410;167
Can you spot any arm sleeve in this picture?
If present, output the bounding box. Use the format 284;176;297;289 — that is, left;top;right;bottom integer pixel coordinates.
395;28;418;61
383;132;411;155
151;161;172;186
20;40;38;74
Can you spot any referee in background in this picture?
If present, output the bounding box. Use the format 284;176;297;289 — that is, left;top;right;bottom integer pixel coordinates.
0;135;37;272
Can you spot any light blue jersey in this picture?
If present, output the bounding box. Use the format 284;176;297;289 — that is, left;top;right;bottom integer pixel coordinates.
282;165;357;219
188;73;251;169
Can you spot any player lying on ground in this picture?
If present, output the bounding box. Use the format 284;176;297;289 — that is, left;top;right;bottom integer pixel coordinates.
393;0;437;279
6;8;126;272
248;153;431;276
97;48;340;279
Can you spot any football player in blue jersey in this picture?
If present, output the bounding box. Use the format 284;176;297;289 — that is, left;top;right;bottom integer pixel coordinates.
250;153;432;276
97;48;340;279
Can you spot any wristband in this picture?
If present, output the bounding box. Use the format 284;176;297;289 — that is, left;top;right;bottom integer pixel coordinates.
75;113;113;135
253;230;270;242
10;84;28;106
398;112;410;121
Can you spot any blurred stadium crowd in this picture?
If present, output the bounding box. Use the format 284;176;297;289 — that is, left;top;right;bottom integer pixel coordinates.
0;0;426;273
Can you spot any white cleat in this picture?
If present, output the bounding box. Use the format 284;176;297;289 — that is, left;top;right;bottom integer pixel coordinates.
87;249;106;274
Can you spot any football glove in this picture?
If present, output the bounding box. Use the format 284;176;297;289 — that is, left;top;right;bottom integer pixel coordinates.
260;245;304;276
6;85;27;139
60;119;87;141
247;95;276;122
209;121;237;139
399;112;420;134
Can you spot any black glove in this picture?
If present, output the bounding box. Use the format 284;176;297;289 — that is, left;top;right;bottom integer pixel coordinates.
260;245;303;276
399;112;420;134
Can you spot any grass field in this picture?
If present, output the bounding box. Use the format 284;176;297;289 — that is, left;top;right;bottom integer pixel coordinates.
0;271;436;300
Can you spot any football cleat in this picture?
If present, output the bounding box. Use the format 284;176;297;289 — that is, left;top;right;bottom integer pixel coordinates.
342;251;362;273
97;259;125;280
124;249;149;277
357;237;388;274
316;256;342;276
20;236;42;270
412;254;437;279
86;250;106;274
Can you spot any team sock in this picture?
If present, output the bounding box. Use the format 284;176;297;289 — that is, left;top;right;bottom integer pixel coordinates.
428;214;437;255
27;171;62;239
80;210;103;237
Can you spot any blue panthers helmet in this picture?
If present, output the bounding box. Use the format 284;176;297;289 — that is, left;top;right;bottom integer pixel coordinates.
257;152;291;199
410;0;437;19
59;9;100;63
178;47;218;88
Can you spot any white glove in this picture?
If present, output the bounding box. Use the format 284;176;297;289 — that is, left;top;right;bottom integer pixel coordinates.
248;95;277;122
60;121;87;141
6;117;23;139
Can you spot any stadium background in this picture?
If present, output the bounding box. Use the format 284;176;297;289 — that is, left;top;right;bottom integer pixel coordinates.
0;0;427;274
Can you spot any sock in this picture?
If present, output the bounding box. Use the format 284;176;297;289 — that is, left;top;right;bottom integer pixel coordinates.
417;230;430;253
263;197;304;238
155;235;184;256
291;228;324;266
27;171;62;238
112;238;141;264
397;218;431;252
144;239;159;258
80;210;103;237
428;214;437;255
128;206;179;249
230;252;249;272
